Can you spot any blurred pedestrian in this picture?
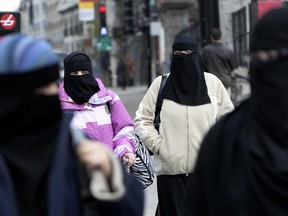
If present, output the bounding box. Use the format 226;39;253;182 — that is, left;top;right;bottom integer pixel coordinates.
202;28;236;94
188;7;288;216
126;56;136;86
116;57;128;90
134;35;234;216
59;52;136;167
0;34;144;216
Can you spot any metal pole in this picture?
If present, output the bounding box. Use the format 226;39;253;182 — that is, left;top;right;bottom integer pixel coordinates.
145;0;152;87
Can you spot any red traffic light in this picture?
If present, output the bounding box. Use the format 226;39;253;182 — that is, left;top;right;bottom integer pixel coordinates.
99;5;106;13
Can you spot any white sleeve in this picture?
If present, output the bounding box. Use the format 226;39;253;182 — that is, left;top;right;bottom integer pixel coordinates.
134;75;163;154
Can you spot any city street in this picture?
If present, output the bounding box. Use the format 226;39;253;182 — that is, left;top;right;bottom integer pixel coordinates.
110;85;158;216
0;0;285;215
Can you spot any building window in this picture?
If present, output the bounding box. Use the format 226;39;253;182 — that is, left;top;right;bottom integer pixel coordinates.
199;0;220;47
232;7;247;67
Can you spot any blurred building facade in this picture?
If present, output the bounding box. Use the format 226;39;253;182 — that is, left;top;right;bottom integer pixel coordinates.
17;0;286;86
200;0;286;67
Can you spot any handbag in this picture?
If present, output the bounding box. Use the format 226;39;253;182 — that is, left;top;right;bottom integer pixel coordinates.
129;134;155;189
105;101;155;189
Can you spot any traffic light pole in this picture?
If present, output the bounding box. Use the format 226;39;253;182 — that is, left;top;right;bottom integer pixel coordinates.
145;0;152;87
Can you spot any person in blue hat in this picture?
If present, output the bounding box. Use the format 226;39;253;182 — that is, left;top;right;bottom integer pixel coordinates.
0;33;143;216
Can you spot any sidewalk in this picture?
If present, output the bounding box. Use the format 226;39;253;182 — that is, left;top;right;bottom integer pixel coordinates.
109;85;148;119
109;85;148;95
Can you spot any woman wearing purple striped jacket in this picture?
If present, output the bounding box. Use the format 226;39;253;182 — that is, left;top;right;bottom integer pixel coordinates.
58;52;136;167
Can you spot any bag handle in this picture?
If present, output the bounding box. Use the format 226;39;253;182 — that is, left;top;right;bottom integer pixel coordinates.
153;74;168;132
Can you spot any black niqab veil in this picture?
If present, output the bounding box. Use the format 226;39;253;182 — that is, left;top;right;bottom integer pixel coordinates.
0;90;62;216
162;36;210;106
188;8;288;215
64;52;100;104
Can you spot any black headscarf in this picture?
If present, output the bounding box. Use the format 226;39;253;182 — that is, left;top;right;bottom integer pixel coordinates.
0;34;62;216
162;35;210;105
64;52;100;104
189;8;288;215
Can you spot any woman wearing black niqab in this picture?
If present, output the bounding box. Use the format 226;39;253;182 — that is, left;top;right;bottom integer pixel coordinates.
134;35;234;216
0;35;68;216
188;8;288;215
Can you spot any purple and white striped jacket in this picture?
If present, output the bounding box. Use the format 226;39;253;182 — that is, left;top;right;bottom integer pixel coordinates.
58;78;136;158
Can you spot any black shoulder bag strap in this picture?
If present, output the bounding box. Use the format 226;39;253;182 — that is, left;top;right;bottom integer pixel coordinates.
153;74;168;132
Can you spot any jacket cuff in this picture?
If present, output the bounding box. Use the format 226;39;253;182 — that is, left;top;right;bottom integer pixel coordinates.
89;151;126;201
114;145;134;158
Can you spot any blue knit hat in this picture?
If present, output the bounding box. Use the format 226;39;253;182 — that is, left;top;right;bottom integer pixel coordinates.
0;34;59;93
